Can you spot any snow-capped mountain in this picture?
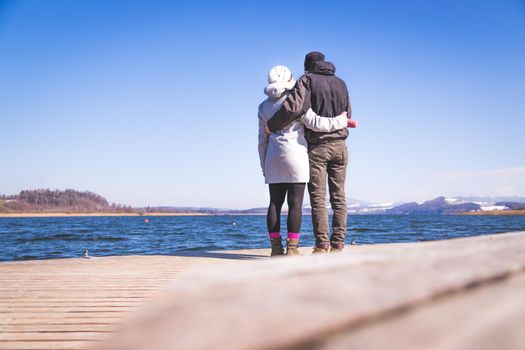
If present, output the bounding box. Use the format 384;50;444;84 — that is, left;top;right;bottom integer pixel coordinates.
302;196;525;215
445;196;525;212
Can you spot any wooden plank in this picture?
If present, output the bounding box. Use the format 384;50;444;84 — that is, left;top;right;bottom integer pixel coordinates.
0;251;244;349
2;284;169;290
320;272;525;350
1;318;123;325
0;307;138;313
0;301;145;306
0;332;112;341
0;340;100;350
0;293;155;298
0;312;130;319
0;324;118;333
0;297;150;300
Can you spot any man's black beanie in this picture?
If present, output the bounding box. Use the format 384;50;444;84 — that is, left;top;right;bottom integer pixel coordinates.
304;51;325;71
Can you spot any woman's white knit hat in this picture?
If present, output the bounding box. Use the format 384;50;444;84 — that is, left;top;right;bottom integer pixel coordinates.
268;65;293;84
264;65;296;99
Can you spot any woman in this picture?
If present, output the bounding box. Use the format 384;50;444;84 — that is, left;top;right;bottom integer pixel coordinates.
258;65;349;256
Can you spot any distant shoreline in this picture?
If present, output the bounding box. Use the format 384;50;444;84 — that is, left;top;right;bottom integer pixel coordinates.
0;212;212;218
2;210;525;218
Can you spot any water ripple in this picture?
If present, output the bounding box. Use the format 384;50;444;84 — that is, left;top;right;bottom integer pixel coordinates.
1;215;524;261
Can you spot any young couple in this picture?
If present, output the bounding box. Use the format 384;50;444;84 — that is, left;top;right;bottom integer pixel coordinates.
258;51;357;257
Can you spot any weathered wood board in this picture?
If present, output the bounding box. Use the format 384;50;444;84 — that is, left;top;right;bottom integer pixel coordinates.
98;231;525;350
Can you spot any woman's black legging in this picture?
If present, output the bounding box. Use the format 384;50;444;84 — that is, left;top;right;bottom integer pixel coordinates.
267;183;306;234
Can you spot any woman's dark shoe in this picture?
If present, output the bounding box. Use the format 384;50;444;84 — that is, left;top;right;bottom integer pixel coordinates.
270;237;284;257
286;238;301;256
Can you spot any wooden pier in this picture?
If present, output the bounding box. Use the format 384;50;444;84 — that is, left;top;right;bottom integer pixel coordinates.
1;231;524;350
0;251;263;349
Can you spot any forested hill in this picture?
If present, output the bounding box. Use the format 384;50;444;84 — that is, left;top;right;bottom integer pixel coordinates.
0;189;132;212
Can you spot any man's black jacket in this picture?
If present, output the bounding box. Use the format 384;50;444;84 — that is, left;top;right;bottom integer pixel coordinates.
267;61;351;144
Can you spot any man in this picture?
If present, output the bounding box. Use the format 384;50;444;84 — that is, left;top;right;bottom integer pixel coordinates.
267;51;355;253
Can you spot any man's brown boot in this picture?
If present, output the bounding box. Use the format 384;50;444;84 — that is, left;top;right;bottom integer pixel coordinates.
286;238;301;256
330;242;345;253
312;243;330;254
270;237;284;257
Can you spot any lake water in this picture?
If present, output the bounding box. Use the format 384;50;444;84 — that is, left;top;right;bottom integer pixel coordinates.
1;215;525;261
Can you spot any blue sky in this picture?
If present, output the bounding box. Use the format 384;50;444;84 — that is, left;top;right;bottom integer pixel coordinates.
1;0;524;208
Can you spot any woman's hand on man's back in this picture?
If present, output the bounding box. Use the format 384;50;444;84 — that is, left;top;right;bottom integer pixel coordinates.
338;111;358;128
